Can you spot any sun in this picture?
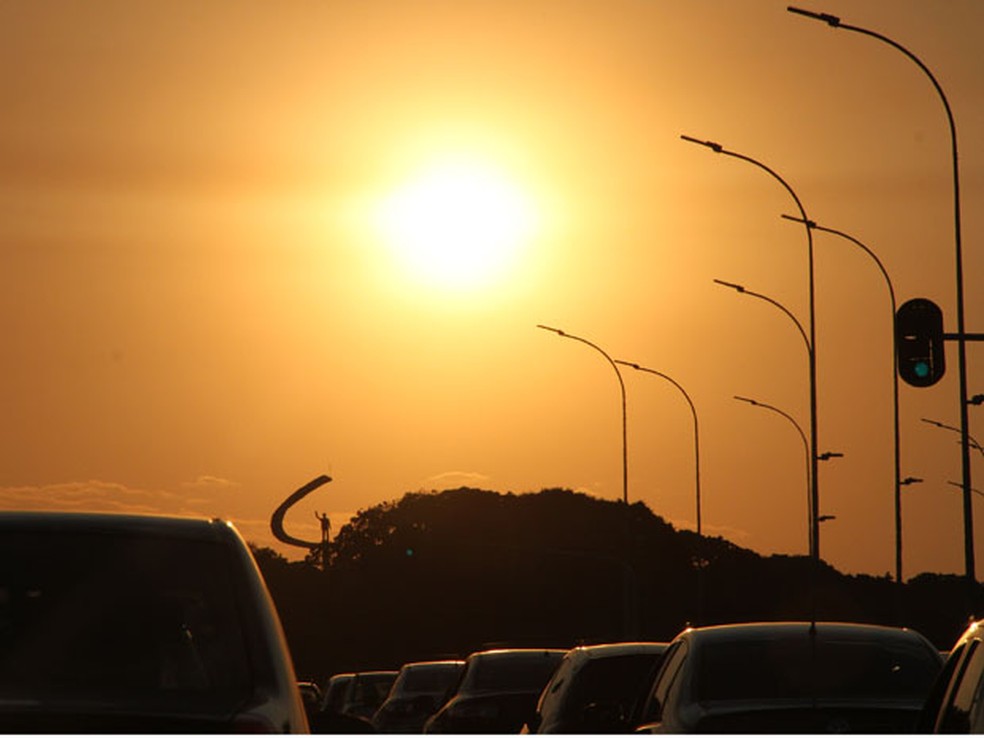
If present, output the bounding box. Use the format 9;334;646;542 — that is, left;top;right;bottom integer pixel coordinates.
375;157;537;291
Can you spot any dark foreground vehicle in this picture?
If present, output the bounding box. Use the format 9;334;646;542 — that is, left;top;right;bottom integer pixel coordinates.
423;648;564;734
373;660;465;733
919;618;984;732
0;511;309;733
635;621;942;734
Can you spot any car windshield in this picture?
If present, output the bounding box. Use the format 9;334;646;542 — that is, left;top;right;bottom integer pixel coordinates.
696;635;940;702
0;528;252;716
400;665;462;694
466;653;561;692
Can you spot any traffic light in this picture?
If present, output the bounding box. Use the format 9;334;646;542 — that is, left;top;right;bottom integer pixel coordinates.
896;298;945;387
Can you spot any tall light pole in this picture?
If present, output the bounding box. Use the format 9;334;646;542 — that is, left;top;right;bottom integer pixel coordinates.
614;360;701;535
788;4;976;591
537;324;628;505
683;135;820;564
782;214;905;590
616;359;703;623
734;395;812;556
714;278;818;557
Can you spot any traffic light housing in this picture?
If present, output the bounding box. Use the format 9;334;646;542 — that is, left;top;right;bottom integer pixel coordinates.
896;298;945;387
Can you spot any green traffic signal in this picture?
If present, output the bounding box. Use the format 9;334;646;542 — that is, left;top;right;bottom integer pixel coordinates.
896;298;945;387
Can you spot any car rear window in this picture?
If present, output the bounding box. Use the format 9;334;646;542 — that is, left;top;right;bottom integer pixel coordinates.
467;653;562;692
401;665;462;693
0;529;253;716
696;635;940;702
567;652;664;709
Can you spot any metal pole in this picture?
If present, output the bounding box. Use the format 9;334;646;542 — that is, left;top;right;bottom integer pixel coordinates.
714;278;815;556
537;324;628;506
617;359;703;623
735;395;812;557
684;136;821;564
783;215;904;595
788;1;974;594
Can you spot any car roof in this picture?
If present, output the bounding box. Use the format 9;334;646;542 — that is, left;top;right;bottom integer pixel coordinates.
468;648;566;660
401;660;466;670
0;510;234;541
567;641;669;659
677;621;934;646
353;670;399;678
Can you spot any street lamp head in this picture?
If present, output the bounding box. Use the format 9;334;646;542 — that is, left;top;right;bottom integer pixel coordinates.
901;476;924;486
733;395;759;406
713;278;745;293
781;213;818;229
787;6;841;27
680;134;723;153
818;514;837;523
536;323;565;337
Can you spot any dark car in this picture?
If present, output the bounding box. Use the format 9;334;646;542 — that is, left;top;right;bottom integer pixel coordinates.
340;670;400;721
0;511;309;733
423;648;565;734
373;660;466;733
635;621;943;734
527;641;668;733
319;672;355;715
298;681;323;721
918;618;984;732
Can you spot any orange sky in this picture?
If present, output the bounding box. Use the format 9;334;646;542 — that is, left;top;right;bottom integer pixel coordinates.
1;0;983;580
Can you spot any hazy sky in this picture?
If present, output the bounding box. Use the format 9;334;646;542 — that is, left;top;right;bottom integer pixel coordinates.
2;0;982;580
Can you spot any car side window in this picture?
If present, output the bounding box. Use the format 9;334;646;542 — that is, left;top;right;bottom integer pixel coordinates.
643;641;688;724
941;639;984;732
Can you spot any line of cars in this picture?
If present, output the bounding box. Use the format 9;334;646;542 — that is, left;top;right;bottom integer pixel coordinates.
310;620;984;734
4;510;983;734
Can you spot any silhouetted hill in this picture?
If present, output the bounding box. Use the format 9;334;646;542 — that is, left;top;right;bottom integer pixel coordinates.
251;487;981;681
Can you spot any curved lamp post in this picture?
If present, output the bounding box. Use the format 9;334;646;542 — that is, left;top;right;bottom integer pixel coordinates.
616;359;703;623
782;214;905;588
683;135;821;564
734;395;812;555
714;278;818;558
788;3;975;590
923;418;984;459
537;324;628;505
614;360;701;535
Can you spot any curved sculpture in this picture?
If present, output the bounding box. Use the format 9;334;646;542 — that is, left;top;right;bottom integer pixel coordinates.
270;474;332;549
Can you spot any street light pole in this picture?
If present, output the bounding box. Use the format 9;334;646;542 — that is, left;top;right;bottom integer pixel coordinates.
537;324;628;506
616;359;703;623
782;215;905;592
788;2;975;591
734;395;812;556
922;418;984;459
714;278;817;557
683;135;821;566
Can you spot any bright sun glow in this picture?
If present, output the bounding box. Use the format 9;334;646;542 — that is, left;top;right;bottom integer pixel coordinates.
375;158;537;291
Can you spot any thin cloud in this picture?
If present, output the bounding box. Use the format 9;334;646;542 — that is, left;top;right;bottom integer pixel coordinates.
0;479;232;519
423;471;492;488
